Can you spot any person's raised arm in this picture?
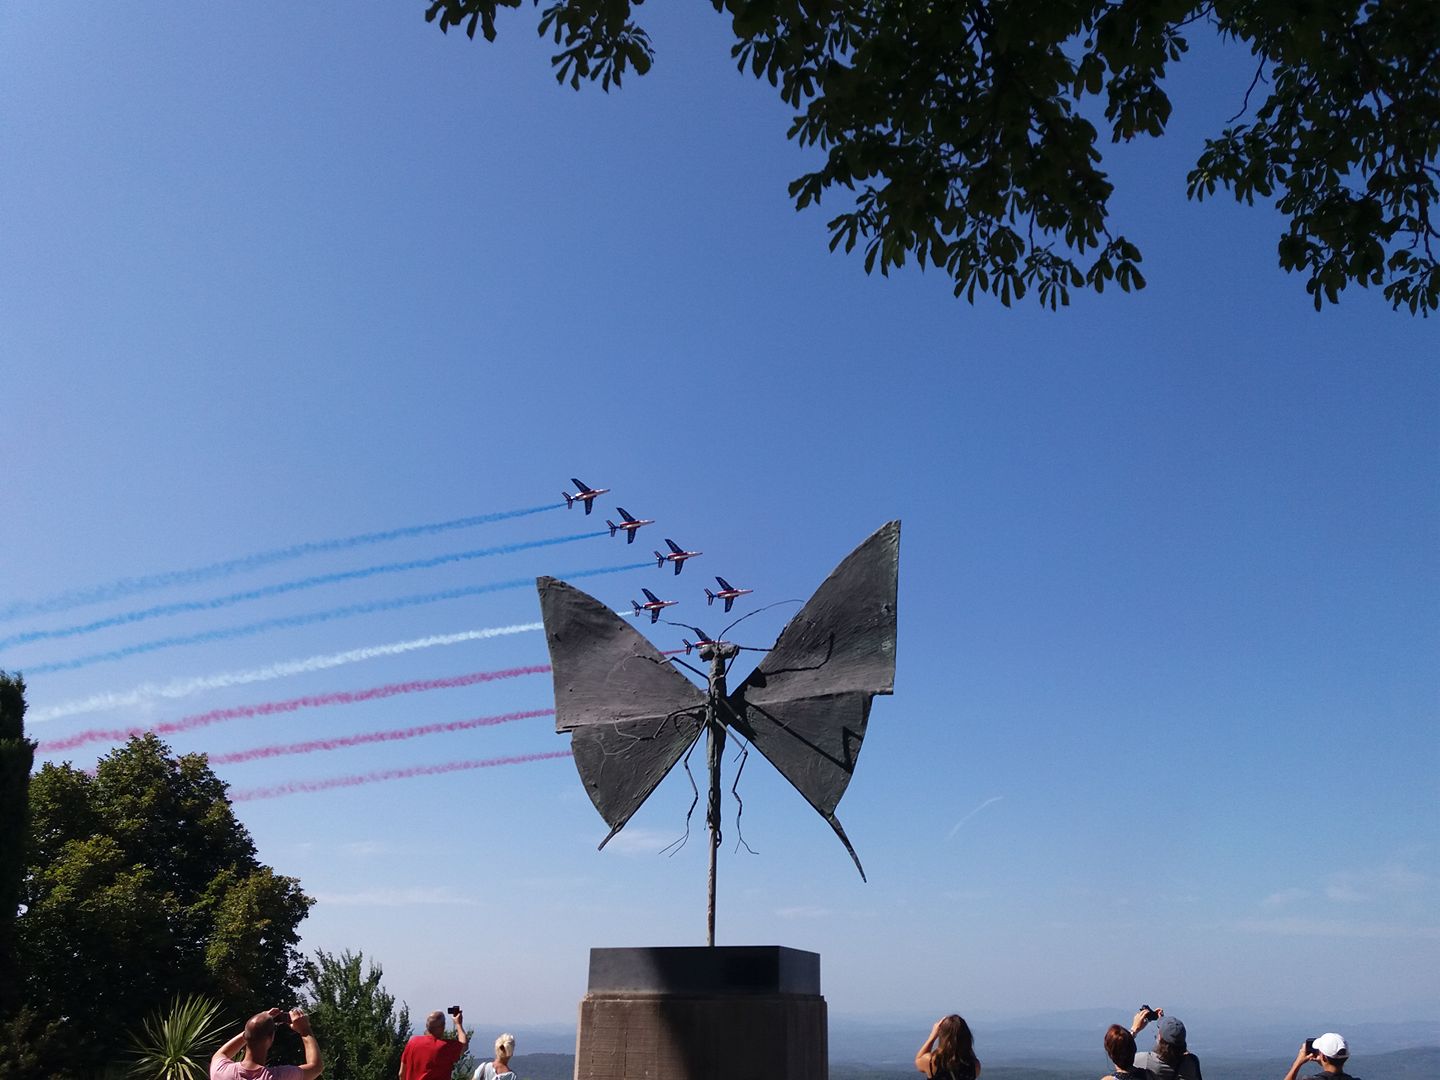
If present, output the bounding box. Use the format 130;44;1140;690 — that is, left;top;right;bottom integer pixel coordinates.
1131;1006;1161;1037
453;1010;468;1049
290;1009;324;1080
915;1018;942;1075
212;1027;247;1069
1283;1041;1317;1080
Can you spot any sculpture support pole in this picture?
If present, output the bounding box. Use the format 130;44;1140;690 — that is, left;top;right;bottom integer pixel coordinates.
705;645;734;947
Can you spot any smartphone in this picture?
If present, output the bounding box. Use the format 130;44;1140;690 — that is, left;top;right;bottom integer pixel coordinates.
1304;1038;1314;1055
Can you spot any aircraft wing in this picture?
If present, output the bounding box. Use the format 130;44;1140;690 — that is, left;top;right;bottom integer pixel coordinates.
725;521;900;880
537;576;706;847
642;588;659;603
666;539;683;554
572;478;590;492
616;506;635;522
716;576;733;591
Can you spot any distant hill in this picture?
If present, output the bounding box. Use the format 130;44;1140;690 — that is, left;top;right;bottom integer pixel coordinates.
501;1045;1440;1080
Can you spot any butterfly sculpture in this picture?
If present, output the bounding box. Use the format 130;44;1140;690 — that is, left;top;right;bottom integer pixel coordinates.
536;520;899;884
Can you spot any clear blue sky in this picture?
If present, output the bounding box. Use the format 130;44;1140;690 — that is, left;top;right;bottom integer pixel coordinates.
3;2;1436;1034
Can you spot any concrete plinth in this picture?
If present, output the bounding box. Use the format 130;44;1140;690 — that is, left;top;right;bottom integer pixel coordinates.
574;946;826;1080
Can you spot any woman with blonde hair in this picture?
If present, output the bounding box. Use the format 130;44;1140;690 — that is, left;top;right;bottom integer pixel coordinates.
471;1032;516;1080
916;1014;982;1080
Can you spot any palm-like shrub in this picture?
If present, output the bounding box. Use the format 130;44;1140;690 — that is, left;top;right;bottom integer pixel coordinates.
129;994;229;1080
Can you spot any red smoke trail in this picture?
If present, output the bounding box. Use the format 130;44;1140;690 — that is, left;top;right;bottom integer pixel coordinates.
37;664;552;754
209;708;555;765
230;749;574;801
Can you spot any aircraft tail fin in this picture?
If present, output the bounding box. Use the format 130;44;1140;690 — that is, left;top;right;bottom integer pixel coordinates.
631;601;642;615
563;492;574;509
606;520;617;537
654;551;665;568
705;589;716;606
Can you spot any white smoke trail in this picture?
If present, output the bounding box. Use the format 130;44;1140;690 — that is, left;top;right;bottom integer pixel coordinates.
27;622;545;723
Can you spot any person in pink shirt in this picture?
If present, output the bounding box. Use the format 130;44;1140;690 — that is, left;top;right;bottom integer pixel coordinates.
210;1008;323;1080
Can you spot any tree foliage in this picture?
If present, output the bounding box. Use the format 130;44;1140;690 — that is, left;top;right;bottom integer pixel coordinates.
0;671;33;1018
424;0;1440;313
301;949;412;1080
16;735;313;1077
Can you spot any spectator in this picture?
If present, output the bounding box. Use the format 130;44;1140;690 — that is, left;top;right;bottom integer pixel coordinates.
472;1032;516;1080
1131;1006;1202;1080
211;1008;323;1080
1102;1022;1151;1080
400;1009;469;1080
915;1014;982;1080
1284;1033;1357;1080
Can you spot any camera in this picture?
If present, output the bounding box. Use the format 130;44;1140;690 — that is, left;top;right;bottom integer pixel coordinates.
274;1011;292;1027
447;1006;462;1017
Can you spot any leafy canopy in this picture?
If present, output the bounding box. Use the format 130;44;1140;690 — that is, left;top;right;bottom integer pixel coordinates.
424;0;1440;313
17;735;312;1078
301;949;412;1080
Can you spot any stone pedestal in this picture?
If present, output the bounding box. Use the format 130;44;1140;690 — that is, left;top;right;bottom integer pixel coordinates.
574;946;826;1080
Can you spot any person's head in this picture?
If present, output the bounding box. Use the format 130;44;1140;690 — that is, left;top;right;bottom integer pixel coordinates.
495;1033;515;1062
1154;1015;1187;1065
933;1014;976;1072
1105;1024;1137;1070
1313;1033;1349;1071
425;1011;446;1036
244;1012;278;1063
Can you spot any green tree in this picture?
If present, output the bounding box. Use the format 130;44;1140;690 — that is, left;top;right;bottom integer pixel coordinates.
301;949;412;1080
0;671;33;1018
17;734;313;1077
425;0;1440;313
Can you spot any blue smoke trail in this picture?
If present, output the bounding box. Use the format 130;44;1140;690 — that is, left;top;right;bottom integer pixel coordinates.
0;531;604;652
0;502;563;623
23;562;650;675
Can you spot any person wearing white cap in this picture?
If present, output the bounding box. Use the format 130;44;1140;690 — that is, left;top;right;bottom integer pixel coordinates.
1283;1033;1356;1080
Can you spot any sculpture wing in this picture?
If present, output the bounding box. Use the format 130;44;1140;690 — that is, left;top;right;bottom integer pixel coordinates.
726;520;900;880
537;576;706;848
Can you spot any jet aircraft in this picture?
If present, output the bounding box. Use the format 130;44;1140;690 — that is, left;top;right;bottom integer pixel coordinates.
562;478;610;514
631;588;678;624
606;507;654;543
704;576;753;613
654;538;702;575
680;627;730;655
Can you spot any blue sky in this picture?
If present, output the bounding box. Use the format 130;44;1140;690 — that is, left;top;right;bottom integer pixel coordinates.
3;2;1436;1034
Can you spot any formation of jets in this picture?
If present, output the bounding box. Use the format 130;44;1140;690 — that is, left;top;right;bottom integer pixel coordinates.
564;477;752;640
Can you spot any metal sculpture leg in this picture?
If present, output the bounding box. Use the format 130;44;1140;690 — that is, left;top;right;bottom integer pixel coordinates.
705;643;736;946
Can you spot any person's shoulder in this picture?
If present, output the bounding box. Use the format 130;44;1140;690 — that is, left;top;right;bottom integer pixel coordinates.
266;1068;308;1080
209;1061;236;1080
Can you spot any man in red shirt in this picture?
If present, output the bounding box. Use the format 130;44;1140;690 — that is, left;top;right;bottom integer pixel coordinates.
399;1008;469;1080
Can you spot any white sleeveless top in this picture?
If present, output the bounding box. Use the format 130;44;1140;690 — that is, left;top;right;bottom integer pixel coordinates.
472;1062;516;1080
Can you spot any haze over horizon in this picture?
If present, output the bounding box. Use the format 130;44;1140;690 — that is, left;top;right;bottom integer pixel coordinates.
3;3;1435;1031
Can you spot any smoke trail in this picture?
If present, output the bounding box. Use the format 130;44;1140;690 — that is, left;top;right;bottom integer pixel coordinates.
1;532;602;652
231;750;574;801
0;503;564;623
210;708;555;765
37;664;552;754
28;622;546;723
24;562;650;675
